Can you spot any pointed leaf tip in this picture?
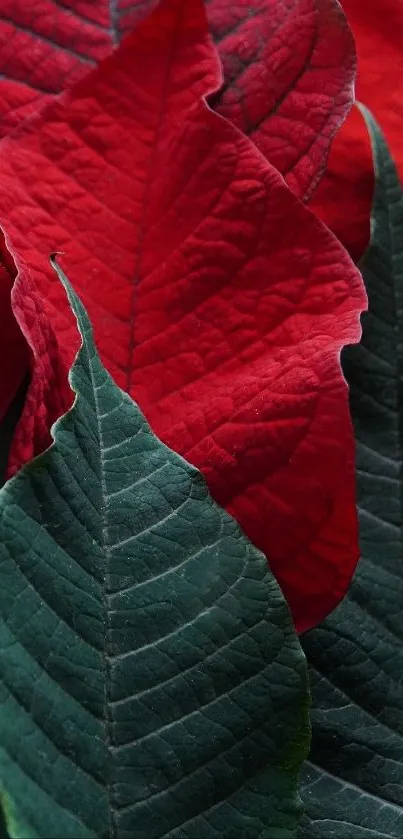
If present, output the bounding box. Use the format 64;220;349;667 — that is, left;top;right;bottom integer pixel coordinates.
1;0;364;635
0;269;310;838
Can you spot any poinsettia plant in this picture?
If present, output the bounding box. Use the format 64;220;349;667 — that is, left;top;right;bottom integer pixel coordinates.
0;0;401;837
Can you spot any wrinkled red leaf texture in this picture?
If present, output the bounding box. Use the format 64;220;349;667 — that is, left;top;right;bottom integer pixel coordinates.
0;0;356;203
0;1;116;419
119;0;356;203
311;0;403;261
0;0;114;134
0;0;365;632
0;0;356;430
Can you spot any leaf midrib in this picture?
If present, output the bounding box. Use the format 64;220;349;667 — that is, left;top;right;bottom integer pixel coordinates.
126;0;183;396
85;338;113;838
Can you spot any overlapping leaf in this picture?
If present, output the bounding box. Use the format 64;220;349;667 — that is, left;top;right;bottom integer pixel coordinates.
0;0;356;203
0;261;310;839
0;0;359;496
299;110;403;837
0;0;365;632
0;0;114;134
311;0;403;261
118;0;356;202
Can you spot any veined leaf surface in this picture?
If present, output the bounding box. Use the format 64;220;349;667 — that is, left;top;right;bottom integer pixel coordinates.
310;0;403;262
0;261;310;838
1;0;365;634
0;0;356;203
0;0;114;134
118;0;356;202
299;109;403;838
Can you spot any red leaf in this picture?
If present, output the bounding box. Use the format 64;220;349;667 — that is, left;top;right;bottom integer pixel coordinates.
118;0;356;202
311;0;403;260
0;0;113;134
1;0;365;632
0;0;356;201
0;1;117;423
6;238;70;468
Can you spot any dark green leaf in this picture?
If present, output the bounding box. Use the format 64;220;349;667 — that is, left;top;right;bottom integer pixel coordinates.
0;260;310;839
299;107;403;838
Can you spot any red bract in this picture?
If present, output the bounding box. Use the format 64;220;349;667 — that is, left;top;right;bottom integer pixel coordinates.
311;0;403;261
0;0;358;458
3;234;69;464
0;0;365;632
0;0;113;134
119;0;356;202
0;0;355;203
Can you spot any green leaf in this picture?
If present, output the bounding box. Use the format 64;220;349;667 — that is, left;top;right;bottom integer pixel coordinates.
0;259;310;839
299;107;403;838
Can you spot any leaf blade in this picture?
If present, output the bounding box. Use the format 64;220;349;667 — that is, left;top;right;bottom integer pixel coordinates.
118;0;356;202
0;261;310;838
0;0;113;134
0;0;357;204
299;108;403;838
1;0;365;633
